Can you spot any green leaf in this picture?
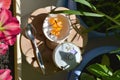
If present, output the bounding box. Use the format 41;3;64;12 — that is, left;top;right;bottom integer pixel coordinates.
51;10;104;17
107;25;120;30
80;73;95;80
96;78;101;80
114;14;120;20
103;70;120;80
104;77;120;80
116;54;120;61
113;70;120;78
101;55;110;67
87;63;113;77
74;0;96;10
103;13;120;26
110;48;120;54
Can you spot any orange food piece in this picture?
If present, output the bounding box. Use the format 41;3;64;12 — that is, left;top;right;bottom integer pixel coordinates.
49;17;57;25
50;29;60;36
48;17;63;37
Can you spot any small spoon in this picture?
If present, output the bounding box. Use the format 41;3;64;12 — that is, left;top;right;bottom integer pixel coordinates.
25;23;45;75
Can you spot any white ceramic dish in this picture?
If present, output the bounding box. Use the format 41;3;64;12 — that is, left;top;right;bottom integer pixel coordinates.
53;42;82;70
43;14;71;43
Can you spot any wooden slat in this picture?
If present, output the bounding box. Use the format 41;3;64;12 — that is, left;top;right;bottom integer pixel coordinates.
13;0;20;80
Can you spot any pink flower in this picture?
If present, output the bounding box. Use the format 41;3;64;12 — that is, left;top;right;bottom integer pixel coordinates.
0;0;11;9
0;69;12;80
0;8;21;45
0;8;21;55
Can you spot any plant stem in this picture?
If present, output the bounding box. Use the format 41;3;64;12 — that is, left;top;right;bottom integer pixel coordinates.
92;9;120;26
102;12;120;26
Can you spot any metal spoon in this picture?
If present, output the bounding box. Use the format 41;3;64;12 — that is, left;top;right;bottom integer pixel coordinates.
25;23;45;75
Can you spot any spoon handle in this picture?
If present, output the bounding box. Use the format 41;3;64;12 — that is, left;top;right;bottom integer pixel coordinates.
32;39;45;75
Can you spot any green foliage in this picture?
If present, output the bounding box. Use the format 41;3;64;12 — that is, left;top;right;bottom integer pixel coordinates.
74;0;120;80
51;9;104;17
80;63;120;80
87;63;113;77
80;53;120;80
51;0;104;17
76;0;120;33
74;0;96;10
116;55;120;61
113;70;120;78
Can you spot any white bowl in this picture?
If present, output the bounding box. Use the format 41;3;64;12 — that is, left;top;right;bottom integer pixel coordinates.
53;42;82;70
43;14;71;43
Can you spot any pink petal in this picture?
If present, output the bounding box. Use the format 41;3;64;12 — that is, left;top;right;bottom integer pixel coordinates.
6;75;12;80
0;0;11;9
0;8;11;25
7;17;18;23
4;35;17;46
0;69;12;80
3;22;21;36
0;31;5;39
0;69;4;74
0;42;8;55
9;37;16;46
0;49;7;55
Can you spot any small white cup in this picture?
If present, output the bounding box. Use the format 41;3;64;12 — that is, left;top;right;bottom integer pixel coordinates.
43;14;71;49
52;42;82;70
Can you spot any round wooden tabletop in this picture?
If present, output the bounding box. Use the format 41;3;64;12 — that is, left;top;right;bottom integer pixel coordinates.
20;6;87;75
